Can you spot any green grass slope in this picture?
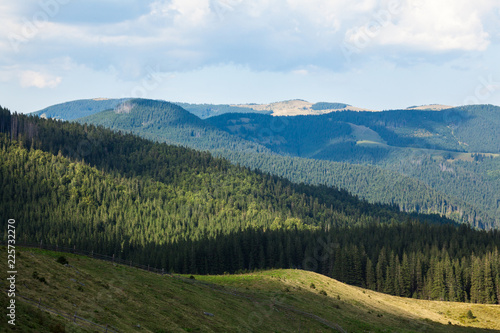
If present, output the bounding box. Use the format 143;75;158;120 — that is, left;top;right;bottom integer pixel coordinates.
1;247;499;333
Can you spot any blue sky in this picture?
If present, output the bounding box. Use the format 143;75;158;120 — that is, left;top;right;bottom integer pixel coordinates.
1;0;500;113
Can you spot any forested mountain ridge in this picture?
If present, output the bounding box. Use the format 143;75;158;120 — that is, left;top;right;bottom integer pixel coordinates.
31;98;364;120
67;99;500;228
1;105;500;304
32;98;130;121
1;104;449;247
208;105;500;155
76;99;271;153
207;105;500;228
31;98;270;121
214;150;493;228
32;97;500;154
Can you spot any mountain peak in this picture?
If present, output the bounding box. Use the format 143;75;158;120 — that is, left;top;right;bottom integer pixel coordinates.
231;100;374;116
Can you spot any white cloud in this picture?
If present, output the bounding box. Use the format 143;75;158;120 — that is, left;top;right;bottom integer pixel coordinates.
1;0;499;82
344;0;493;52
19;70;62;88
381;0;490;51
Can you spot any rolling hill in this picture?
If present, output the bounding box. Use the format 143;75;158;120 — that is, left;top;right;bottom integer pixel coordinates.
32;98;130;121
2;105;500;305
65;99;500;228
1;247;499;332
213;149;489;227
30;98;372;120
208;106;500;228
31;98;271;121
208;105;500;156
76;99;271;153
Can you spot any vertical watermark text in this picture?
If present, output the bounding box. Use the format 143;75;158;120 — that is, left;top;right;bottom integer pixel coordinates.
6;219;17;326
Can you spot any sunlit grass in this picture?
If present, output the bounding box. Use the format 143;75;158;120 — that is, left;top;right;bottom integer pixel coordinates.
1;247;499;333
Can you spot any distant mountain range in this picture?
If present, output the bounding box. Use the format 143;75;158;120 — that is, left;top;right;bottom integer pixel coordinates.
31;98;500;229
34;98;454;120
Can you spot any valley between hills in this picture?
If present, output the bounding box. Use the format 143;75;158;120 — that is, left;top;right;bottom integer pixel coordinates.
1;98;500;332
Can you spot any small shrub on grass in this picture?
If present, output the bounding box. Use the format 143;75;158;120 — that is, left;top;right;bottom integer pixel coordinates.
310;283;316;289
319;289;327;296
56;256;68;265
467;310;475;319
32;271;47;284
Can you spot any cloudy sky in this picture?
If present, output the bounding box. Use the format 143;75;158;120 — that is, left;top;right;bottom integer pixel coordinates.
1;0;500;113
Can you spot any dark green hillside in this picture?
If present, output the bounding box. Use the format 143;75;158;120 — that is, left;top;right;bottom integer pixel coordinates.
208;105;500;155
30;98;270;122
1;105;499;304
32;98;129;121
0;105;438;245
207;111;400;162
76;99;270;153
214;150;496;229
0;143;499;304
451;105;500;153
69;100;499;228
385;153;500;227
207;112;356;158
208;108;500;228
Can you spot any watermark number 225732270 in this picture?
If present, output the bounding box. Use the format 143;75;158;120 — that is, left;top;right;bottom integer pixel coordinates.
6;219;17;325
